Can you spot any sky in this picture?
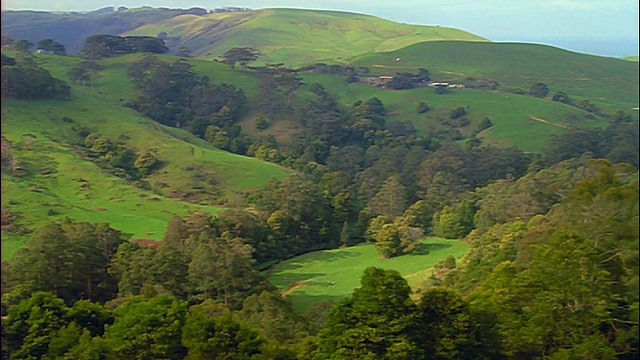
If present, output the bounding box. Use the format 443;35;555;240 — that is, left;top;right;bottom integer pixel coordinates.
3;0;639;57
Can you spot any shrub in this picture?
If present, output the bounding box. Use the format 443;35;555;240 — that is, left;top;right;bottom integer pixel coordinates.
417;102;429;114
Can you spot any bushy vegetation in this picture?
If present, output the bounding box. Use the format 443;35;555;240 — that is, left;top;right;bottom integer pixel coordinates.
1;53;70;99
1;17;638;358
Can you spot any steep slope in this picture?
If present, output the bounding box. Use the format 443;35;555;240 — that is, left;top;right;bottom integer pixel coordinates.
1;53;290;259
124;8;487;66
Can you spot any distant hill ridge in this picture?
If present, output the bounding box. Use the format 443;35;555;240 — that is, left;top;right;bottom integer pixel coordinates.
2;7;486;64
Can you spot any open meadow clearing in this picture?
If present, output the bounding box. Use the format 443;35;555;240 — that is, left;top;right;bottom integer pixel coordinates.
268;237;469;313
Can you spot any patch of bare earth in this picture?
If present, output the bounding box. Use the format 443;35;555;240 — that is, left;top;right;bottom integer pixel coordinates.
529;115;569;129
1;208;17;232
281;280;306;297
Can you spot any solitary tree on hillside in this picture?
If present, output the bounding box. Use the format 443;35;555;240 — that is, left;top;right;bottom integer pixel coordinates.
529;82;549;98
221;47;260;70
36;38;65;54
13;39;34;52
552;91;570;103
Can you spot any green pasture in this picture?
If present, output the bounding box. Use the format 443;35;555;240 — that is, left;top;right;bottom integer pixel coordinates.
31;54;291;192
1;55;290;259
125;8;485;66
37;48;620;154
1;99;226;259
2;41;635;256
348;41;639;113
300;73;610;152
267;238;469;313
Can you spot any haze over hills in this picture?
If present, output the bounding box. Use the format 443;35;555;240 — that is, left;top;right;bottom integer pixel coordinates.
1;6;486;64
1;6;639;358
123;8;486;65
1;6;638;252
0;6;199;53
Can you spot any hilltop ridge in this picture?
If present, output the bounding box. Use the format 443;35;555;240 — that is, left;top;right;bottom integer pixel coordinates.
2;6;485;65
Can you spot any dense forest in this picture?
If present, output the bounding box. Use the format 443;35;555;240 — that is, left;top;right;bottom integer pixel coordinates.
1;32;639;359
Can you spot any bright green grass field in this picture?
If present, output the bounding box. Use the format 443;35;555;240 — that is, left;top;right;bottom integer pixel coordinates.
348;41;639;114
1;54;290;260
267;238;469;313
125;8;486;66
300;74;610;152
1;98;225;259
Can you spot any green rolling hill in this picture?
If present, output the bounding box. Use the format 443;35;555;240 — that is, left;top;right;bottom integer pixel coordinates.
124;8;487;66
0;7;198;53
1;53;290;260
3;7;486;66
2;7;637;260
291;75;610;152
347;41;639;113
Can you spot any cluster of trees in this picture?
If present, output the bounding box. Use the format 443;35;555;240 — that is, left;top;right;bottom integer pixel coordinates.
8;37;67;54
80;131;160;179
442;159;639;358
35;38;66;54
315;267;495;359
525;82;635;124
1;266;491;359
385;68;431;90
320;160;640;359
78;34;167;59
126;55;249;147
1;214;319;358
252;63;304;123
297;63;369;76
215;79;534;257
542;122;639;167
463;77;499;90
1;53;70;99
3;221;126;304
1;157;637;358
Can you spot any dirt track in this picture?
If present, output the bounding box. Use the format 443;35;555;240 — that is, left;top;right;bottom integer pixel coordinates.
281;280;306;296
529;115;569;129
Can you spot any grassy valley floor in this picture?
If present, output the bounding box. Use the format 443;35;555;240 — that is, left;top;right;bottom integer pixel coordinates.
267;237;468;313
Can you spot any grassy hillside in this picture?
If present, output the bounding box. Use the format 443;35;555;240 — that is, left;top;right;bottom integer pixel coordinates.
2;44;635;257
268;237;469;313
125;8;487;66
0;7;194;53
1;53;290;260
296;73;611;152
348;41;639;114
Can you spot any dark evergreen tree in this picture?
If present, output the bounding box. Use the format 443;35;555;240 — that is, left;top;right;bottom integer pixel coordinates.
318;267;423;359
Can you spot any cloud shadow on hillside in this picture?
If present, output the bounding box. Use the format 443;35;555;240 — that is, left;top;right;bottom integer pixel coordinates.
410;242;452;256
270;272;327;288
288;292;345;314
